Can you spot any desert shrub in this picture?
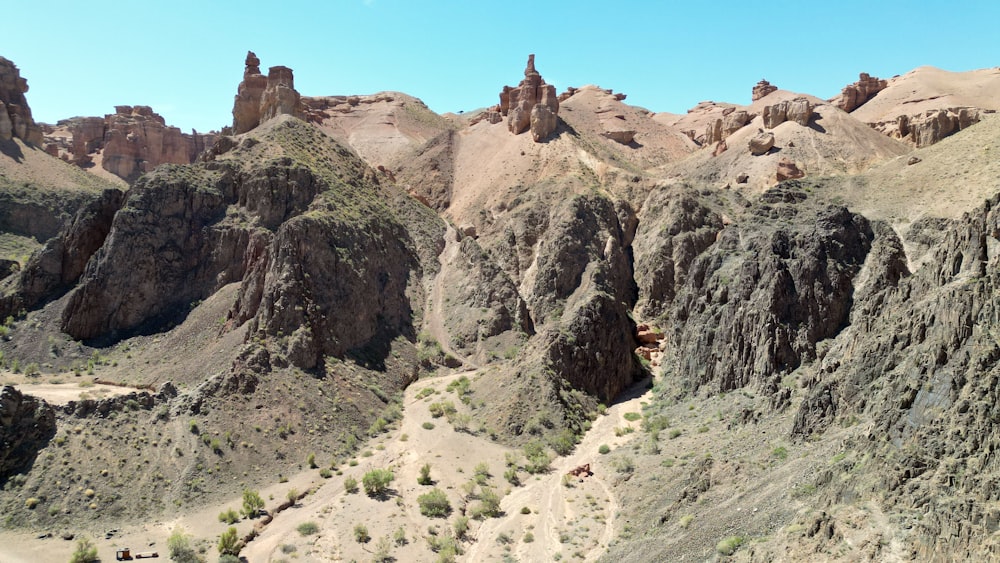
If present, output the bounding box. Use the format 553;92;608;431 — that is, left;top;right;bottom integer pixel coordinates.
307;452;317;468
429;401;456;418
523;531;535;543
418;463;434;485
218;508;239;524
24;497;39;509
422;421;435;430
716;535;745;555
470;487;502;519
679;514;694;529
504;467;520;486
373;535;393;563
520;506;531;515
167;526;199;563
286;488;300;504
354;523;370;543
772;446;788;461
240;489;264;518
453;515;469;539
280;544;297;554
473;462;490;484
218;527;240;557
69;537;98;563
297;521;319;536
418;488;452;517
319;468;332;478
362;468;394;497
598;444;611;455
548;428;577;456
394;525;408;546
613;455;635;474
523;440;551;474
344;476;359;494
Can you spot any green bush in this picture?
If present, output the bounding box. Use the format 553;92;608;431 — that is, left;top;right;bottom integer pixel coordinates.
354;523;370;543
297;521;319;536
218;508;239;524
598;444;611;455
453;515;470;539
716;535;745;556
418;488;452;517
623;412;642;422
344;476;359;494
241;489;264;518
362;468;395;498
418;463;433;485
167;526;199;563
523;440;551;474
422;421;435;430
470;487;501;519
69;537;98;563
218;526;240;557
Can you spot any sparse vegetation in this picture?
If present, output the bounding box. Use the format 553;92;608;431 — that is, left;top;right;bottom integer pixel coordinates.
598;444;611;455
716;535;745;556
218;508;239;524
344;476;359;494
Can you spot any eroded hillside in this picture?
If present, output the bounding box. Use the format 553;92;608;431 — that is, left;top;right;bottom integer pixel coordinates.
2;52;1000;562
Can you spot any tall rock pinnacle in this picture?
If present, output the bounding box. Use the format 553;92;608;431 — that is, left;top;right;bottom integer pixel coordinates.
499;54;560;142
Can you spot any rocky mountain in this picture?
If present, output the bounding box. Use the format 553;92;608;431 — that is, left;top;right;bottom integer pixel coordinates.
3;52;1000;562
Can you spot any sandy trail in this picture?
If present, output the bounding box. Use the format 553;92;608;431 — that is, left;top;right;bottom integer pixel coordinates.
466;377;652;562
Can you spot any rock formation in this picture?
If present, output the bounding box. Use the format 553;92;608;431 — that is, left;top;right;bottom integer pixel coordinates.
43;108;216;183
704;109;750;144
498;55;560;142
762;97;814;128
752;79;778;101
868;107;986;147
831;72;888;112
0;56;42;145
231;52;304;134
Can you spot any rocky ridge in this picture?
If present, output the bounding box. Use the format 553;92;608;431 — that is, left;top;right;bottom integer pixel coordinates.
42;106;216;183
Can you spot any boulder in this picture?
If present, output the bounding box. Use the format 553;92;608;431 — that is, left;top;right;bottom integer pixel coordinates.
749;131;775;155
705;110;750;144
500;55;560;142
601;129;636;145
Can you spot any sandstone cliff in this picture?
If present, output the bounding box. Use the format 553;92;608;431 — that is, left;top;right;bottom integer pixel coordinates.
0;57;42;145
497;54;560;142
232;51;305;134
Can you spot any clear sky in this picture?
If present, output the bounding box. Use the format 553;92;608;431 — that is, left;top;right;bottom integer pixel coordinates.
4;0;999;133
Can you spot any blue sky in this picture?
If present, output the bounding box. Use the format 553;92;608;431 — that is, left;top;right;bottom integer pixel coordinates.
5;0;999;132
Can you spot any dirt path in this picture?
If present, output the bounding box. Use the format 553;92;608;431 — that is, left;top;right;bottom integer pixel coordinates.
466;377;652;562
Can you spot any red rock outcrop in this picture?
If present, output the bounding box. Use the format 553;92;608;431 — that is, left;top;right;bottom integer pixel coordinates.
498;54;560;142
776;157;805;181
43;108;216;183
752;79;778;101
0;56;42;145
232;52;304;134
832;72;887;112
